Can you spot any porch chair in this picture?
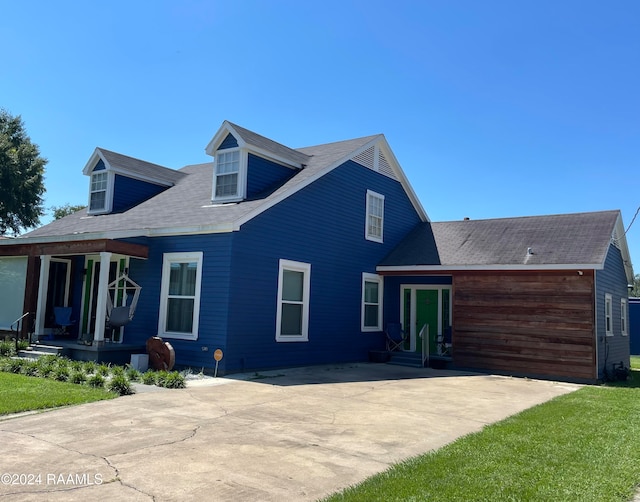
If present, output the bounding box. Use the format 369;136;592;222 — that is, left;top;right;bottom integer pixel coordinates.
385;323;408;352
53;307;75;337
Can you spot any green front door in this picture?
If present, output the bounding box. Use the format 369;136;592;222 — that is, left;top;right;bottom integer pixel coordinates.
416;290;439;354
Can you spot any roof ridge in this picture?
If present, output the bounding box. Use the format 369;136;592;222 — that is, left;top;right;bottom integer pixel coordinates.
433;209;620;225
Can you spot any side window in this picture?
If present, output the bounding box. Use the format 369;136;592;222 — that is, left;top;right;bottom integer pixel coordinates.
276;259;311;342
365;190;385;243
158;252;203;340
605;293;613;336
362;273;383;331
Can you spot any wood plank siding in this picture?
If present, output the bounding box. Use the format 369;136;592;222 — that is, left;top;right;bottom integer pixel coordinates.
452;270;596;380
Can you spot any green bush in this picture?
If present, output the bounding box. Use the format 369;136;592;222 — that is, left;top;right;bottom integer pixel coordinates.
107;374;134;396
17;339;29;351
160;371;186;389
0;340;15;357
70;360;84;372
53;366;70;382
97;363;111;377
69;370;87;385
141;371;157;385
110;365;125;378
20;360;39;377
87;373;105;388
83;360;97;375
8;358;25;374
126;366;141;382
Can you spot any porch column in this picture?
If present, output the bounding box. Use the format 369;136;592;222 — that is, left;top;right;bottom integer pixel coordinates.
92;251;111;345
34;255;51;338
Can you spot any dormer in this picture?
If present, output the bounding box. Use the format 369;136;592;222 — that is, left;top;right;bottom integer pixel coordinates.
205;121;311;203
83;148;186;215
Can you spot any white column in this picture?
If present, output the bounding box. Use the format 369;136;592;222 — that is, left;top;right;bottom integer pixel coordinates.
34;255;51;338
92;251;111;345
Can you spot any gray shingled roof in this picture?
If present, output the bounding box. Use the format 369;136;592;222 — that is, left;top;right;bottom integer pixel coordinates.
379;210;620;268
97;148;186;185
22;134;380;240
227;122;312;166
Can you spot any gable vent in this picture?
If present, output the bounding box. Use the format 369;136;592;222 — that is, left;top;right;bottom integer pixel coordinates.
352;146;375;170
352;145;398;181
378;150;396;180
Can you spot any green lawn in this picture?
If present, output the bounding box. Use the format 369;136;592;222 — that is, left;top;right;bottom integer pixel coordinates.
326;357;640;502
0;372;116;415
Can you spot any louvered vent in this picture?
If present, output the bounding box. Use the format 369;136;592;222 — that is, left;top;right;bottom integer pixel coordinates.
352;146;375;170
378;150;397;180
352;145;398;180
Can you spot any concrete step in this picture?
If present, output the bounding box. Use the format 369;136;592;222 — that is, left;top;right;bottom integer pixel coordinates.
387;351;424;368
18;344;67;359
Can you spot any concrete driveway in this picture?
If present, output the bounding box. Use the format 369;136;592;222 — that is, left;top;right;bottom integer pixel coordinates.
0;364;580;501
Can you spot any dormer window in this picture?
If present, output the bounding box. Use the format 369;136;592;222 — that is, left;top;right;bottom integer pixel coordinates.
90;172;109;212
214;150;240;198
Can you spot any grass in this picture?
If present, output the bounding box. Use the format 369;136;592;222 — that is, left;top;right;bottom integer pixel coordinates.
326;357;640;502
0;372;116;415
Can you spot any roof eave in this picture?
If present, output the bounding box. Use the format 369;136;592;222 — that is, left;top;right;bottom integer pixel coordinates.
376;263;604;273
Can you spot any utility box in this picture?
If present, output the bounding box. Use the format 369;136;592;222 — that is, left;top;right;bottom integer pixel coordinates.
130;353;149;372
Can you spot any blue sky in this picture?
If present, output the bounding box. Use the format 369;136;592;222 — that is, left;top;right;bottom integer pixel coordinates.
2;0;639;272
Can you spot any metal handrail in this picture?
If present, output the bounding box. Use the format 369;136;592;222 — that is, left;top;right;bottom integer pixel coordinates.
11;312;31;353
420;324;428;367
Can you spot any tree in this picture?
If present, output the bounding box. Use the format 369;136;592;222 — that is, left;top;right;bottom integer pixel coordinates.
631;273;640;298
0;110;47;235
51;203;86;220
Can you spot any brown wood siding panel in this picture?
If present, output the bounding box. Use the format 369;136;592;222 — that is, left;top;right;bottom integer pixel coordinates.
452;271;596;380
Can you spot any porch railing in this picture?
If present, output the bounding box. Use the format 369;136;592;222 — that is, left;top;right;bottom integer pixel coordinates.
420;324;428;367
11;312;32;353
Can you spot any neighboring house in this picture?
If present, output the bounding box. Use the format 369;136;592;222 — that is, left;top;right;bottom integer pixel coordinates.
630;297;640;355
0;121;633;382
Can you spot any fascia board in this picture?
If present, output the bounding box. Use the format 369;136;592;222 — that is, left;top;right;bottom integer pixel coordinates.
613;212;635;283
376;264;603;273
82;148;109;175
205;121;245;156
107;166;174;187
377;137;430;223
246;146;304;169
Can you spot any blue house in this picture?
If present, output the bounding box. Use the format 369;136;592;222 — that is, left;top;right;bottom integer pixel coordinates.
0;121;634;382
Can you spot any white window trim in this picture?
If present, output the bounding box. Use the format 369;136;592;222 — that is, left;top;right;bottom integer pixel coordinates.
621;298;628;336
211;148;247;203
276;259;311;342
365;190;385;243
157;252;203;341
361;272;383;332
605;293;613;336
87;170;114;215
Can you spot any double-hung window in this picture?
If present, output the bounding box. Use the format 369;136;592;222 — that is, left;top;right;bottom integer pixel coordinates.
214;150;240;199
158;252;203;340
621;298;628;336
605;293;613;336
366;190;385;242
276;259;311;342
90;172;109;212
362;273;383;331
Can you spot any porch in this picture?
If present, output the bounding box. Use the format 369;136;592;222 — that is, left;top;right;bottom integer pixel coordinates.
21;339;146;365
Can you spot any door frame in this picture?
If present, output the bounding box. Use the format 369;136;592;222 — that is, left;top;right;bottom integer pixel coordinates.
80;255;129;342
400;284;452;352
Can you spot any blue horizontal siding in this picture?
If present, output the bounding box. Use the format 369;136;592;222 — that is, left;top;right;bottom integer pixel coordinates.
223;160;422;373
595;245;630;378
112;175;168;213
246;153;296;199
125;233;234;369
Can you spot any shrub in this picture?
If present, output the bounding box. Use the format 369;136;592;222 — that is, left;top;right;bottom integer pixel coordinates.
0;340;15;357
107;374;134;396
70;360;84;372
20;360;39;377
53;366;69;382
160;371;186;389
8;358;25;374
97;363;111;377
141;371;157;386
87;373;105;388
36;361;55;378
126;366;141;382
69;370;87;385
17;339;29;351
110;365;125;378
83;360;97;375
